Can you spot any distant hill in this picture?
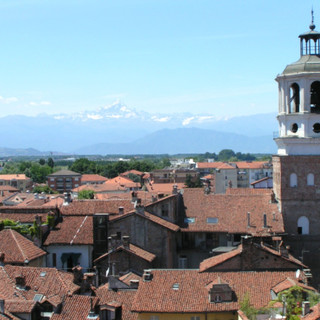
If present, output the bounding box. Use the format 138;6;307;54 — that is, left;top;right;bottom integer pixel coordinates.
0;102;278;155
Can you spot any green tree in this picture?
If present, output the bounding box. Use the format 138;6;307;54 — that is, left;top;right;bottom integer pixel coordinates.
47;157;54;168
70;158;96;174
33;185;57;194
218;149;236;161
78;189;95;199
39;159;46;165
27;164;53;183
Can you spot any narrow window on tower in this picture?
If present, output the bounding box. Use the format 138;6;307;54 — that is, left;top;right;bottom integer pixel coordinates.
297;216;309;235
290;173;298;187
310;81;320;113
307;173;314;186
289;83;300;113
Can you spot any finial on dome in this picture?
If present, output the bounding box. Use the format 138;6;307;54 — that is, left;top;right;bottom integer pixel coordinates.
310;7;316;31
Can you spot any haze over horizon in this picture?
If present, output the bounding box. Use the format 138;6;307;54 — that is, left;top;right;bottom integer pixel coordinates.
0;0;316;119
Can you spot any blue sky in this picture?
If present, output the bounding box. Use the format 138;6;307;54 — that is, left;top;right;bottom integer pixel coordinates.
0;0;316;118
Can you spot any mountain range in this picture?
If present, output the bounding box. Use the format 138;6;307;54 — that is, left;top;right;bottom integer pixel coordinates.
0;102;278;156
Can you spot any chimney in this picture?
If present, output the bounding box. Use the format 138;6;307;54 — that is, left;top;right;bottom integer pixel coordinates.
135;199;144;215
151;195;157;202
0;252;4;266
263;213;267;228
204;185;211;195
15;274;26;289
122;235;130;249
247;212;250;227
35;215;42;226
63;192;72;205
72;266;83;285
142;270;153;282
270;190;277;203
131;191;137;203
172;184;178;195
118;207;124;215
129;279;139;289
302;301;310;316
279;243;289;258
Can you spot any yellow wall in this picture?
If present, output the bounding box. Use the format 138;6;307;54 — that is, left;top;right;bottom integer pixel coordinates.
138;311;237;320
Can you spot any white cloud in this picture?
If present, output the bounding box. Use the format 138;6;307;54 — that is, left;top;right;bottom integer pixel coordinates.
0;96;18;104
182;117;195;126
87;114;103;120
29;101;51;106
151;116;170;122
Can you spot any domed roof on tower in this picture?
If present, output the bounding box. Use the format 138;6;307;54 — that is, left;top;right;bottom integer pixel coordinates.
283;9;320;75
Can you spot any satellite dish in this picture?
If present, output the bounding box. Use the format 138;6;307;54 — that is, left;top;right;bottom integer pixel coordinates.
296;269;301;279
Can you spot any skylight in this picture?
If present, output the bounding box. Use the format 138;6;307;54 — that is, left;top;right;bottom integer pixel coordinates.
184;217;195;223
172;283;180;290
207;217;218;224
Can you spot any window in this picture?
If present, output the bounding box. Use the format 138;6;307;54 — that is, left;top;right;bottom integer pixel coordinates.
307;173;314;186
52;253;56;267
310;81;320;113
50;178;55;182
290;83;300;113
290;173;298;187
313;123;320;133
161;204;169;217
291;123;298;133
297;216;309;235
178;256;187;269
207;217;218;224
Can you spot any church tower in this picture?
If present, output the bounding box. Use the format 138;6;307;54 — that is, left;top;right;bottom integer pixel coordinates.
273;12;320;263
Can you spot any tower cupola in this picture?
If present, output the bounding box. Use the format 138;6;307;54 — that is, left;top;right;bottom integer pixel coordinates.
275;12;320;155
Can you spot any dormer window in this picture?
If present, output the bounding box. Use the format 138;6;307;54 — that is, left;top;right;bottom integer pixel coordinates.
207;281;233;303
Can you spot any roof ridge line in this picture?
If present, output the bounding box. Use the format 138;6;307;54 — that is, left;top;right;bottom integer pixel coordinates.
70;215;88;245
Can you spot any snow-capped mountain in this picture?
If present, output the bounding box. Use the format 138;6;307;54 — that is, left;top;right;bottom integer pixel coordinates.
0;102;278;154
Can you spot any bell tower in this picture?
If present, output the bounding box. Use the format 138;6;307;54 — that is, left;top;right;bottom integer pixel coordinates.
273;12;320;261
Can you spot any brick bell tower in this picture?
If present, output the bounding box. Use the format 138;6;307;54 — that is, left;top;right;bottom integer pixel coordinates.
273;12;320;273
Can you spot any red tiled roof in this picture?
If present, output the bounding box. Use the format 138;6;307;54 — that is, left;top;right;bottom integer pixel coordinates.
5;300;37;313
81;174;108;183
119;272;142;286
96;285;138;320
271;277;315;294
109;209;179;232
104;176;140;189
51;295;99;320
132;270;298;313
0;174;30;181
60;199;136;216
225;188;272;195
197;162;235;170
302;302;320;320
181;188;283;235
72;183;127;193
95;191;155;204
0;265;79;302
44;216;93;245
251;177;271;185
121;170;144;176
233;161;272;170
146;182;185;194
199;243;306;272
0;229;46;264
0;186;19;192
199;246;242;272
95;244;156;264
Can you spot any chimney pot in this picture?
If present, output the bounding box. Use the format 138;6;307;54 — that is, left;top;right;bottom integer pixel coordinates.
118;207;124;215
122;235;130;249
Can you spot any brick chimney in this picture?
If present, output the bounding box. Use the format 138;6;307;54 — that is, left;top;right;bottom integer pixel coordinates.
72;266;83;285
131;191;138;203
0;252;4;266
172;184;178;195
122;236;130;249
15;274;26;289
142;270;153;282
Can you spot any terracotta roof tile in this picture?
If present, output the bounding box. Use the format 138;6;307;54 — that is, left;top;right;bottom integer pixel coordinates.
145;182;185;194
72;184;127;193
44;216;93;245
4;300;37;313
0;229;46;264
95;244;156;264
121;170;144;176
0;265;79;303
51;295;99;320
302;302;320;320
0;213;49;224
132;270;298;313
233;161;272;169
0;174;30;181
81;174;108;183
181;188;283;235
104;176;140;189
60;199;135;216
95;285;138;320
271;277;315;294
197;162;235;170
119;272;142;286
